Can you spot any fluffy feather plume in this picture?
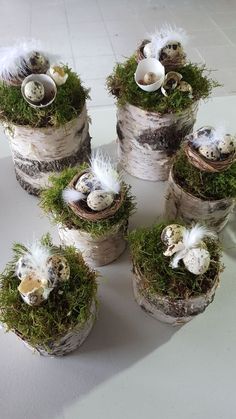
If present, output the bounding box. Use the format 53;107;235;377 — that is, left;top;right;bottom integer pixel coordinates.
149;25;188;58
90;149;121;194
191;125;227;148
170;224;216;268
18;241;52;279
62;188;85;204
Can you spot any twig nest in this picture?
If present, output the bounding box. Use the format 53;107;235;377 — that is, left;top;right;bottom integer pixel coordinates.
161;224;185;256
183;246;210;275
21;73;57;108
87;190;114;211
75;172;99;195
135;58;165;92
18;273;53;307
24;80;45;103
49;65;68;86
28;51;50;74
46;255;70;287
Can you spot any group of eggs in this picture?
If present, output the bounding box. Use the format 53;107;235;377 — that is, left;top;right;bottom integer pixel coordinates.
74;172;115;212
161;224;211;275
16;252;70;306
192;128;236;161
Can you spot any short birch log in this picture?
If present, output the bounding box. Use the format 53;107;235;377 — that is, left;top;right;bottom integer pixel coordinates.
116;102;198;181
17;300;96;357
58;221;127;267
132;264;219;326
165;169;235;232
4;105;91;196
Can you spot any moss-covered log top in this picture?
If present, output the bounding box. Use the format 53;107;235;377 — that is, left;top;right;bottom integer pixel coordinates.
0;234;97;347
40;165;136;237
0;66;89;128
128;222;221;300
173;150;236;200
107;56;219;114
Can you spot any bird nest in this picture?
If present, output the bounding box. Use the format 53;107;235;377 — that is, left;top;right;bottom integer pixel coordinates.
184;142;236;173
67;170;125;221
136;40;186;71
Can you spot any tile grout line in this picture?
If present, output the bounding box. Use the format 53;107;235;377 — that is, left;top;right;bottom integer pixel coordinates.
95;0;117;60
207;16;235;47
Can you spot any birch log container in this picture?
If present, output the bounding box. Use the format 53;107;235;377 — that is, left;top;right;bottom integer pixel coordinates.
40;151;136;268
107;26;218;182
0;41;91;196
165;127;236;232
128;222;222;326
0;235;98;357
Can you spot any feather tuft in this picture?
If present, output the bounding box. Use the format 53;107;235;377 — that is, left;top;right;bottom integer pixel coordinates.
148;25;188;58
62;188;85;204
90;149;122;194
191;125;227;148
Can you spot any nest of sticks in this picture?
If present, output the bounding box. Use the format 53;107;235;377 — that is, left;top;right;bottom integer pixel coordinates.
184;142;236;173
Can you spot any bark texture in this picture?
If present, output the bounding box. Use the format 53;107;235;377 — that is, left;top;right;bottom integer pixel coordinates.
132;265;219;326
5;105;91;196
117;102;198;181
58;221;127;267
165;169;235;232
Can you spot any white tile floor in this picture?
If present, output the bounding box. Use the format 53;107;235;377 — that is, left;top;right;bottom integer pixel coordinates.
0;0;236;107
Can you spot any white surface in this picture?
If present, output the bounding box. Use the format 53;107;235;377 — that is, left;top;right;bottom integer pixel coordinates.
0;97;236;419
0;0;236;107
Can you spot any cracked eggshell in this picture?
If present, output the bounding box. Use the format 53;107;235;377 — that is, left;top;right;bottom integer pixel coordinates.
217;134;236;155
46;254;70;287
143;42;153;58
87;190;114;211
18;273;52;306
75;172;99;195
161;224;185;246
135;58;165;92
49;65;68;86
16;255;35;280
198;144;220;161
183;247;210;275
177;81;192;95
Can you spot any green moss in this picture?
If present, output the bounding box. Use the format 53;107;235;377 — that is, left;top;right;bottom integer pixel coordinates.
0;65;89;128
173;149;236;200
128;222;222;299
0;234;97;348
107;56;219;114
40;165;136;237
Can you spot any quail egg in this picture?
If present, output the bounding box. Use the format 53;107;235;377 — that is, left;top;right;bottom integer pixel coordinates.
198;144;220;161
217;134;236;156
159;42;184;61
183;247;210;275
28;51;49;73
46;254;70;287
18;273;50;306
75;172;99;195
24;80;45;103
161;224;185;257
143;72;158;85
16;255;35;280
87;190;114;211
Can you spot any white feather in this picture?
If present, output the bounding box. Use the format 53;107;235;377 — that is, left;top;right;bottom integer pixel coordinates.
62;188;85;204
0;39;57;83
149;25;188;58
21;241;52;278
90;149;121;194
170;224;216;268
190;126;227;148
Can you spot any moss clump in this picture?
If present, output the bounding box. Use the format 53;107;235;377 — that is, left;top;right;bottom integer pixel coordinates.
128;222;222;299
173;149;236;200
40;165;136;237
0;234;97;348
0;66;89;128
107;56;219;114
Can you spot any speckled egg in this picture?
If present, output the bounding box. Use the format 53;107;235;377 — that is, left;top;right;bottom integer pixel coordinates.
87;190;114;211
183;247;210;275
217;134;236;155
159;42;183;61
143;42;153;58
75;172;99;195
161;224;185;246
143;72;158;85
24;80;45;103
16;255;35;280
198;144;220;161
29;51;49;73
46;254;70;287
